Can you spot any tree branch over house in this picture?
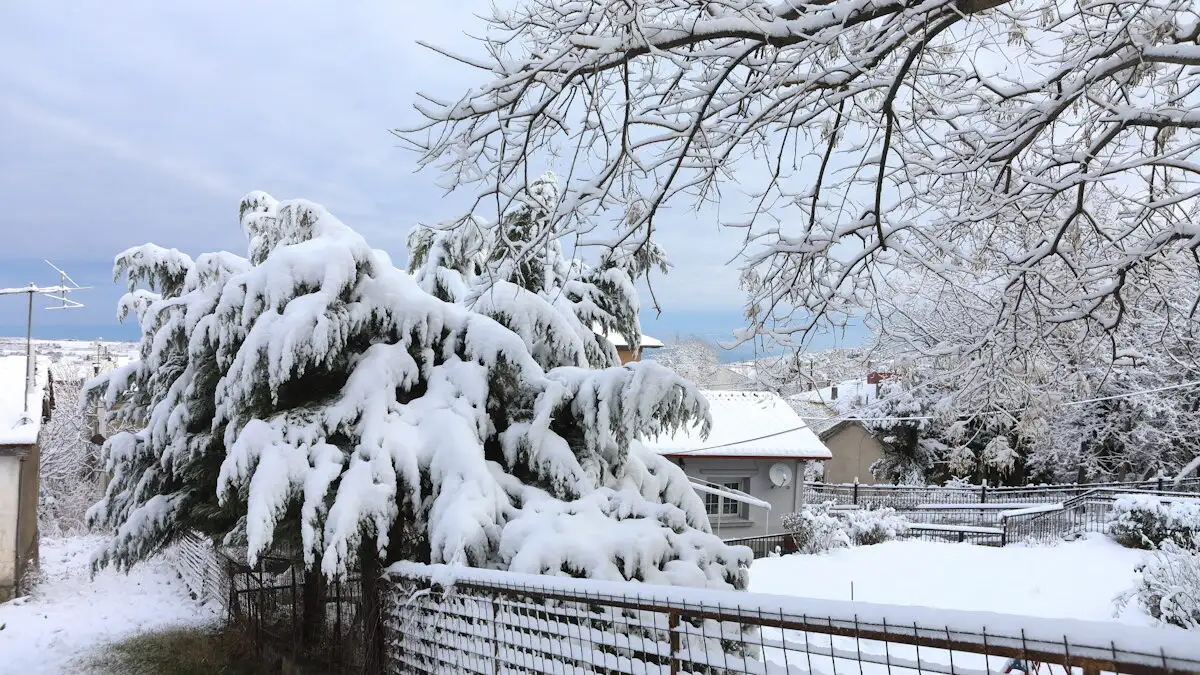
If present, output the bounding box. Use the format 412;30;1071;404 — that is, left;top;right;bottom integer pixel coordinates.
403;0;1200;400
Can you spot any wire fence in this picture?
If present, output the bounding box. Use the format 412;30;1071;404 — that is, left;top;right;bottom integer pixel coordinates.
1000;488;1200;546
804;478;1200;510
168;528;1200;674
384;562;1200;675
220;553;384;674
727;487;1200;557
166;531;228;605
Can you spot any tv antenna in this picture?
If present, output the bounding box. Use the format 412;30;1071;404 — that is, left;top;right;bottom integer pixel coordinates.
0;260;90;422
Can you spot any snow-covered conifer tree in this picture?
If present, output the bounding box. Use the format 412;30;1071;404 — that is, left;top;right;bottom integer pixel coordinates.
86;192;748;597
409;172;667;371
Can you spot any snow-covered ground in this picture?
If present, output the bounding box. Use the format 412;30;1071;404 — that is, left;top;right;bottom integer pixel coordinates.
749;534;1153;625
0;536;219;674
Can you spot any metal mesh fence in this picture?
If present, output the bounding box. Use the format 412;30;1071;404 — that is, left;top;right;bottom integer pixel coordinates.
804;479;1200;510
221;554;384;674
384;563;1200;675
167;531;228;606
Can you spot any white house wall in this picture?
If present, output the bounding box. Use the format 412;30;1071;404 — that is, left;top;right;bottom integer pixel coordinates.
0;454;20;600
671;456;805;536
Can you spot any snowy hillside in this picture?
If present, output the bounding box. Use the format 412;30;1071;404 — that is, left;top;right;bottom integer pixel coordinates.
727;347;894;394
0;337;138;371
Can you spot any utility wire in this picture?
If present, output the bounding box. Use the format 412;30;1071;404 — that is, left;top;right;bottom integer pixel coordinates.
671;379;1200;455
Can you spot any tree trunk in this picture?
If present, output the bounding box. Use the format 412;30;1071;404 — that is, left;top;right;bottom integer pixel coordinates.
301;569;327;650
359;541;385;675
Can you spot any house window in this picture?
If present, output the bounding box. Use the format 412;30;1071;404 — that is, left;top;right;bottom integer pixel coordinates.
705;480;748;518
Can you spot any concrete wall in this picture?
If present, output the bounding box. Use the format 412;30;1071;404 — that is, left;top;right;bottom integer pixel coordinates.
17;443;39;594
820;423;884;485
0;445;40;602
670;457;807;535
0;453;21;601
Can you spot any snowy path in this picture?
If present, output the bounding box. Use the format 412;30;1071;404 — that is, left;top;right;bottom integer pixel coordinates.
0;535;220;674
749;534;1153;624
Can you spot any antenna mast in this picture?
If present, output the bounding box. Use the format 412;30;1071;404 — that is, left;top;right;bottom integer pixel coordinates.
0;261;90;422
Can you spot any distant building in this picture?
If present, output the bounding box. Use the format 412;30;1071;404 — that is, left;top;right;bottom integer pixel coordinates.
0;355;52;601
595;326;664;364
787;377;887;485
641;390;832;536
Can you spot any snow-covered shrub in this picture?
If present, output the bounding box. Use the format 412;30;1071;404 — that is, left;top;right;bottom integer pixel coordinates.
803;460;824;483
1107;496;1200;550
840;507;908;546
1115;539;1200;629
781;502;850;554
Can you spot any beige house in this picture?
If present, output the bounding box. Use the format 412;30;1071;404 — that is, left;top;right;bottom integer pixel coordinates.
0;355;51;601
641;390;833;535
788;381;886;485
817;419;885;485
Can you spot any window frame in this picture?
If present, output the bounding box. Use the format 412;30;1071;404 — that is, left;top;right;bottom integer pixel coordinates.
703;478;751;521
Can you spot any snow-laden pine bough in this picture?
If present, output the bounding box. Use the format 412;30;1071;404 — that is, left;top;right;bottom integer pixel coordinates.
82;192;756;664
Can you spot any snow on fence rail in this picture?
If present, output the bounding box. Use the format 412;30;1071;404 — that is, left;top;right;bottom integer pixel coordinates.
384;562;1200;675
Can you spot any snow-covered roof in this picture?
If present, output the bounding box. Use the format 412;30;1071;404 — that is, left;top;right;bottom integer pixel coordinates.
593;324;664;349
642;390;831;460
786;399;841;435
0;354;48;446
789;377;878;408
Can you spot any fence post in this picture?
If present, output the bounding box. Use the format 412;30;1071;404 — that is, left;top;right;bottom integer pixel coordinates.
853;480;859;505
981;483;987;504
668;610;681;675
1157;477;1164;492
1000;517;1008;547
492;593;501;674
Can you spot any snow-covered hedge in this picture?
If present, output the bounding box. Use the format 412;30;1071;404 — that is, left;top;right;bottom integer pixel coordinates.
1116;540;1200;630
841;506;909;546
1107;496;1200;550
781;503;908;553
781;502;849;554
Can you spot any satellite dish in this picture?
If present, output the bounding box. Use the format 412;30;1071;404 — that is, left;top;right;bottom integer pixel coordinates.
768;463;793;488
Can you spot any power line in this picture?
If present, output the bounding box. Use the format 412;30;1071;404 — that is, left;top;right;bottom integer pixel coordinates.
672;379;1200;454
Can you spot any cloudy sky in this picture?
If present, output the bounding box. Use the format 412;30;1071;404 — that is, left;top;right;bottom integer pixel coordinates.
0;0;864;359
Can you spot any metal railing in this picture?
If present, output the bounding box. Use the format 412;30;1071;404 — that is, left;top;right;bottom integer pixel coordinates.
805;478;1200;509
1001;488;1200;545
384;562;1200;674
722;533;794;559
726;522;1004;560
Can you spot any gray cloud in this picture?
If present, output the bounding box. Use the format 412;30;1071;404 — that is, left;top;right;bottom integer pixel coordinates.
0;0;749;321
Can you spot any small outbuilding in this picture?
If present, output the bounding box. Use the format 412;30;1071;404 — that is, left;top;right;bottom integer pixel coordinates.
0;354;51;601
594;325;665;364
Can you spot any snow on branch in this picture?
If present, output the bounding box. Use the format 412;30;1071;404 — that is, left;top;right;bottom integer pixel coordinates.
405;0;1200;372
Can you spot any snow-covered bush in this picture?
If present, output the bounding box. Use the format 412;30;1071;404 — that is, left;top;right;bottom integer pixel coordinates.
781;502;850;554
840;507;908;546
1107;496;1200;550
1116;539;1200;629
802;460;824;483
